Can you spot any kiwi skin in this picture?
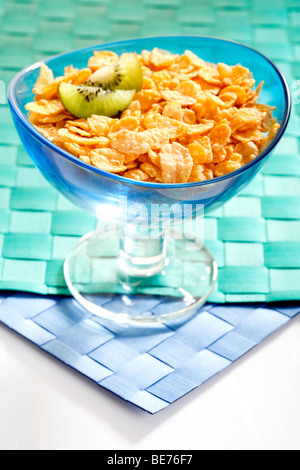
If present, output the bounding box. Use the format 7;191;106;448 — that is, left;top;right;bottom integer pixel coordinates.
86;53;143;92
58;82;135;119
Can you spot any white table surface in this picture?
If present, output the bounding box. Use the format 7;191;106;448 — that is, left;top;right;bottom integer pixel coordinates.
0;313;300;451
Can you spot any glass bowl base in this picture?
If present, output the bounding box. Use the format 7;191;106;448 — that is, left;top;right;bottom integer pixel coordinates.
64;227;218;325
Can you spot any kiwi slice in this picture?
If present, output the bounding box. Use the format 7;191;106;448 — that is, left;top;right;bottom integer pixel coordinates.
58;82;135;119
86;53;143;92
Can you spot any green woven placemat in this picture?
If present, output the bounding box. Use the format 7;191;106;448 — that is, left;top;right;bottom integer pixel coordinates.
0;0;299;303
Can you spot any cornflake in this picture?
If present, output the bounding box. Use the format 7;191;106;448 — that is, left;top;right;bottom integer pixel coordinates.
159;142;193;183
26;48;280;183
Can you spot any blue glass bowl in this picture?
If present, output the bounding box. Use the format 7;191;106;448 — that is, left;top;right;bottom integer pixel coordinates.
8;36;290;223
8;37;291;325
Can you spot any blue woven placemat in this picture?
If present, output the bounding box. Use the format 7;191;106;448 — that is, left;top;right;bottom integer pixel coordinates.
0;290;299;413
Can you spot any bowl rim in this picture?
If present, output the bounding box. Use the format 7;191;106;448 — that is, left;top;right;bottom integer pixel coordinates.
8;35;291;189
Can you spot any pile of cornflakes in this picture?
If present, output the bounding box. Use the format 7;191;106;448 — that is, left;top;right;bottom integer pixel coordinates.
25;48;280;184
